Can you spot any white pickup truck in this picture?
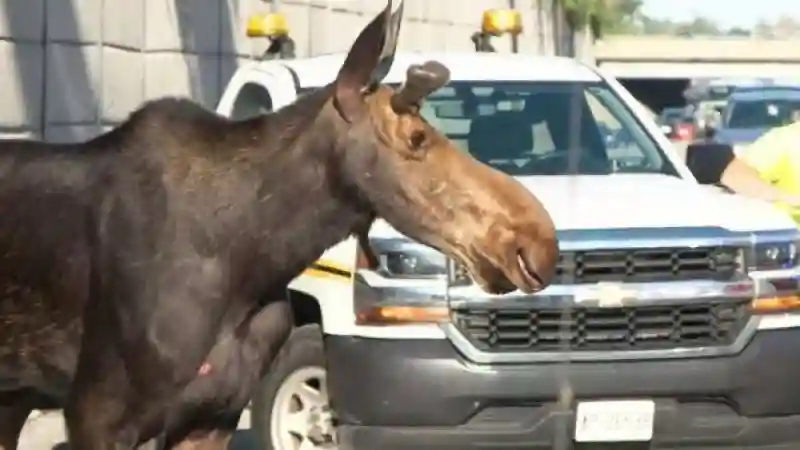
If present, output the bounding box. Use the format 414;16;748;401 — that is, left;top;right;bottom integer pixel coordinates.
216;52;800;450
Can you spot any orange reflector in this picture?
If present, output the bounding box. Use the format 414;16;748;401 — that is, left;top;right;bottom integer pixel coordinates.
750;295;800;313
356;306;450;325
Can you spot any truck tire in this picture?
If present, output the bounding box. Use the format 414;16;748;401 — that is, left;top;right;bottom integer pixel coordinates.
250;324;336;450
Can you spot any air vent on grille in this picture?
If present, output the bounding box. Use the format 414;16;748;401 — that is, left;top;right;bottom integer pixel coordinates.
453;300;750;353
555;246;740;284
449;246;741;287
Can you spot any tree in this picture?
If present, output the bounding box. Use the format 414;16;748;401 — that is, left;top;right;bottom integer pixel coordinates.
726;26;751;37
561;0;644;36
675;17;720;36
771;14;800;38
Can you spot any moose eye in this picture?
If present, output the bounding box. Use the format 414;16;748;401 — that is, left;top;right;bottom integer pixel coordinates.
409;131;426;150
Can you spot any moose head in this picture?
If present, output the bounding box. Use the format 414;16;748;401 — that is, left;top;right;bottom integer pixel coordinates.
326;0;558;294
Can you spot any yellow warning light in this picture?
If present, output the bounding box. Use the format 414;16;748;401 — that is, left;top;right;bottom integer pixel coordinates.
481;9;523;36
246;12;289;38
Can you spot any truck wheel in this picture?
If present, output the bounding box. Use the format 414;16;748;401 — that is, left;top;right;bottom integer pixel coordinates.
251;324;337;450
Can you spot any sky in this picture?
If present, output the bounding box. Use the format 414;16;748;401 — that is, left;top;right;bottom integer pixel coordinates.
642;0;800;29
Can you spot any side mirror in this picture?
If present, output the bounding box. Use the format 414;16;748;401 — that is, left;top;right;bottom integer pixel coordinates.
684;142;735;185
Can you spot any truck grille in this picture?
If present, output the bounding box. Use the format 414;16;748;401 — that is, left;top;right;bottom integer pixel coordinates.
554;246;741;285
452;300;751;352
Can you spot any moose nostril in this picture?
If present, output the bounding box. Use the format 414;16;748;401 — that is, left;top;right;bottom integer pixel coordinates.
516;250;544;290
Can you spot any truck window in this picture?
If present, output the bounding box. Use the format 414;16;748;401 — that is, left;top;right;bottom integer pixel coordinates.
230;82;273;120
420;81;679;177
724;97;800;129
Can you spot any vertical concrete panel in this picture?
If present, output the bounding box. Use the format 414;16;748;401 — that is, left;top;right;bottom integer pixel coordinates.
0;0;45;42
144;0;220;53
221;0;263;57
101;47;144;123
404;0;424;21
278;1;311;58
104;0;145;49
444;24;467;51
45;43;100;124
358;0;384;15
311;8;364;55
0;41;43;129
45;124;104;143
47;0;103;43
307;5;330;56
451;0;477;26
517;8;537;54
427;0;449;24
144;52;220;107
428;25;447;53
219;55;251;93
0;130;39;139
1;0;573;142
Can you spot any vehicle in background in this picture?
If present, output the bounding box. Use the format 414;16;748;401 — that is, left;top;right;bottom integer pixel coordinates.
657;106;696;142
714;86;800;152
656;106;686;134
683;78;776;140
223;10;800;450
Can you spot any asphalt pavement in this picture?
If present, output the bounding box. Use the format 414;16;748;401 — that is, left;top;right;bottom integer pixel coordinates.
19;410;257;450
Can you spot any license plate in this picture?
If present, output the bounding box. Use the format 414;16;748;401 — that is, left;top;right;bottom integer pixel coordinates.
574;400;655;443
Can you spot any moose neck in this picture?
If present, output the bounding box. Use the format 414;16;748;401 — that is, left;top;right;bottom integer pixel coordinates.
241;87;374;286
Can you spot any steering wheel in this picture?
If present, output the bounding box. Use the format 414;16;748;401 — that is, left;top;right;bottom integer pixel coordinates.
530;151;610;175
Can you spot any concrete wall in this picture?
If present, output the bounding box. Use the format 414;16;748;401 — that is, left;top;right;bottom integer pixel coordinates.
0;0;579;142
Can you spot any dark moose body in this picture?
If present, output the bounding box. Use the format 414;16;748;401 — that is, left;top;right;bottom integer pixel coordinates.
0;1;559;449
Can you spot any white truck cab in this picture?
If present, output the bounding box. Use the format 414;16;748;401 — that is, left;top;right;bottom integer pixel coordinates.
217;52;800;450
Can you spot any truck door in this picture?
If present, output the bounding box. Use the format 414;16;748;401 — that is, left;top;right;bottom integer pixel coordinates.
216;64;297;119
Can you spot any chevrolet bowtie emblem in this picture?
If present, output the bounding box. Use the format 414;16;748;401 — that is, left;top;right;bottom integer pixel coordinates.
575;282;637;308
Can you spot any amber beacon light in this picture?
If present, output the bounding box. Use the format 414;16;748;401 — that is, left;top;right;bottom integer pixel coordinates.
245;11;295;60
246;12;289;38
481;9;523;36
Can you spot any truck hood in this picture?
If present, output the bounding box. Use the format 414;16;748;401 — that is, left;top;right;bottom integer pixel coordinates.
369;174;795;239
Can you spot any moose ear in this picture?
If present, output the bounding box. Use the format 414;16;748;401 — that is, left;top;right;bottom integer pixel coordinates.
333;0;404;123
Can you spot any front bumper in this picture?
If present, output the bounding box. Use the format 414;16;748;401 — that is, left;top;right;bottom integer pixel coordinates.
326;328;800;450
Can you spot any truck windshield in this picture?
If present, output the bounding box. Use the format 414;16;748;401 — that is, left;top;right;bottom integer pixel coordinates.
418;81;676;176
724;97;800;129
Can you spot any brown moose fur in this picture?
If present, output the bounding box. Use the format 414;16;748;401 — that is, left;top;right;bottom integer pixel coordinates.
0;1;558;448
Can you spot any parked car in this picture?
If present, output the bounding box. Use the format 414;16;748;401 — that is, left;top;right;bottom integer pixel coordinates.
656;106;687;136
218;51;800;450
670;116;696;142
656;106;695;142
714;86;800;151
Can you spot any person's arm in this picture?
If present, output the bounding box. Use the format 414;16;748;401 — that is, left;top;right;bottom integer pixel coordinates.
719;157;800;205
685;140;800;205
738;127;786;183
734;127;800;205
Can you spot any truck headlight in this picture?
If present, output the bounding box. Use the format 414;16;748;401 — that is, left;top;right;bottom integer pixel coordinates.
748;240;800;318
751;241;798;271
354;238;449;326
370;238;447;279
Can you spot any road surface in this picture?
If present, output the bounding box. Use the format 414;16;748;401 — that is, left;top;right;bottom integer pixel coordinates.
19;410;257;450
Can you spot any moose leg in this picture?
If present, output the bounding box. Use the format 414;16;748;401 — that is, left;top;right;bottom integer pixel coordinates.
167;425;235;450
64;381;148;450
64;325;206;449
0;402;32;450
165;299;294;450
0;389;57;450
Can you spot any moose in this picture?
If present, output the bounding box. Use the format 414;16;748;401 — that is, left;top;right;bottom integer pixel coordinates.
0;1;558;449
